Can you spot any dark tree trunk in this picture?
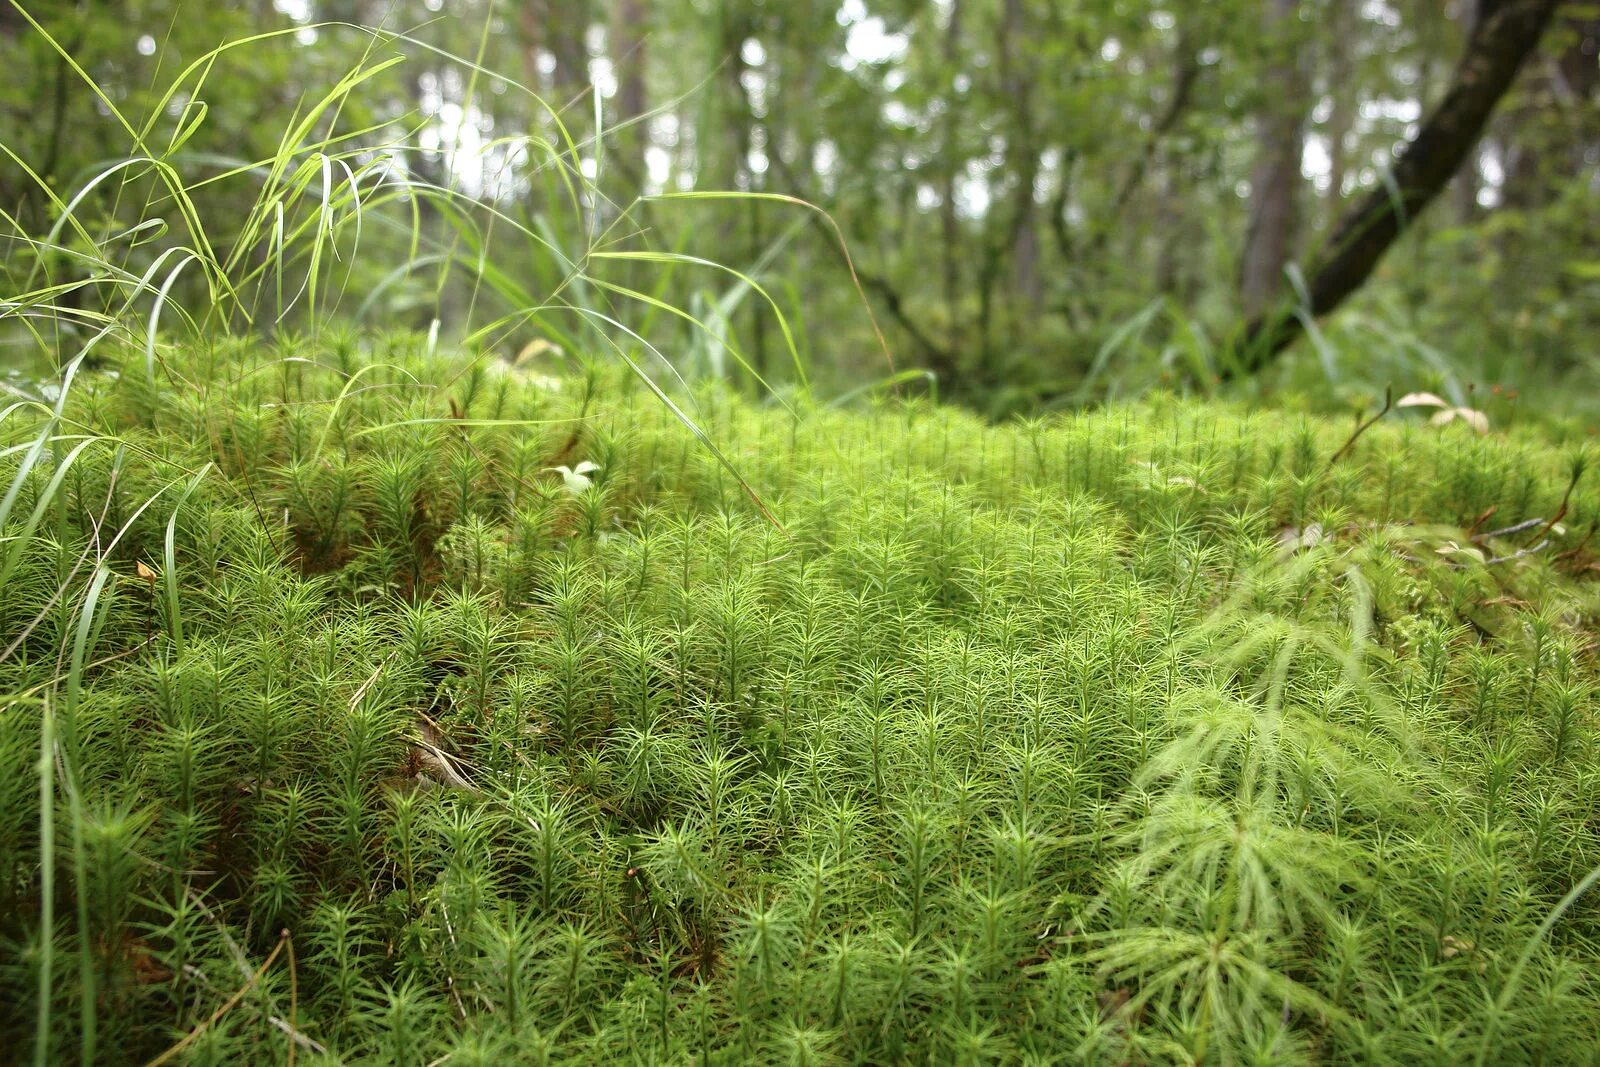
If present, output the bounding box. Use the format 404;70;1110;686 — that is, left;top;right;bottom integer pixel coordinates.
1236;0;1564;371
1502;8;1599;206
521;0;590;109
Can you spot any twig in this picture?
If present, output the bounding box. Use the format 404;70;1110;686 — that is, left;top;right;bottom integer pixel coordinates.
177;965;326;1058
1473;516;1547;542
348;652;394;711
1533;458;1587;546
1485;540;1550;566
177;892;326;1057
1326;386;1393;469
285;931;298;1067
414;709;482;792
146;932;287;1067
1467;505;1498;537
1555;521;1596;563
3;635;159;709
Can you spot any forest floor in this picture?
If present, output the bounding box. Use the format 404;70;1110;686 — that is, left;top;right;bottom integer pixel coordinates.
4;338;1599;1064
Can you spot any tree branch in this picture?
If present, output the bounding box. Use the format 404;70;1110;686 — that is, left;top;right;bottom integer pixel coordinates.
1068;32;1200;261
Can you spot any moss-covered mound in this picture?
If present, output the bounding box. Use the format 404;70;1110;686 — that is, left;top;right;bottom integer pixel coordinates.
3;339;1599;1064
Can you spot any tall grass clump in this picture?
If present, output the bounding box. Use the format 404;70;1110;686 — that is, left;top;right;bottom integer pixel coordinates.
3;15;1600;1067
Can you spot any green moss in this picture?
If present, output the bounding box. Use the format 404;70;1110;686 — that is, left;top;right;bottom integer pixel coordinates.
2;339;1598;1064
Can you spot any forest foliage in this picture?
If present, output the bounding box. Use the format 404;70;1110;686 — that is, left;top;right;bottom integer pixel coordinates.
1;0;1597;413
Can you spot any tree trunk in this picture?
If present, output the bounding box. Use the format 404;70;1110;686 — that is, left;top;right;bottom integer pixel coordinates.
1237;0;1563;371
1502;7;1598;206
1450;0;1484;221
610;0;649;184
1324;6;1353;219
520;0;590;108
940;0;963;314
998;0;1040;309
1239;0;1307;319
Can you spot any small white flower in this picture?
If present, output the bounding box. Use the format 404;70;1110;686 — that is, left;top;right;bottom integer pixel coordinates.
545;460;600;495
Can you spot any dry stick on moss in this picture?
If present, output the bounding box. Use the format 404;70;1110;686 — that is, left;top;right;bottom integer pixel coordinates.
145;931;289;1067
414;713;482;792
1326;386;1393;470
1473;516;1547;543
1484;540;1550;567
176;891;324;1056
175;965;325;1059
5;634;158;707
1466;504;1498;537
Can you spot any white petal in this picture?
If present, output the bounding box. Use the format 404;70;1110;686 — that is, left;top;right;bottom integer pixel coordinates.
1398;391;1448;409
1455;407;1489;434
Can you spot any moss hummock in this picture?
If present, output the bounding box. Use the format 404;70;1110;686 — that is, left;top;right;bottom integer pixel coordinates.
2;338;1598;1064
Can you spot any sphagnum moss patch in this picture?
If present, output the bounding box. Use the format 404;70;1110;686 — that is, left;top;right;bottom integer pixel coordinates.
3;339;1599;1065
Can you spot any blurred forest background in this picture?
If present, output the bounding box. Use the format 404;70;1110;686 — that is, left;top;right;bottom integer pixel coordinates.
1;0;1597;417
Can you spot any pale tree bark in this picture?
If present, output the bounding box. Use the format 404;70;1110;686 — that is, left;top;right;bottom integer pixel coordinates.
1324;1;1354;220
998;0;1041;309
1239;0;1307;319
1237;0;1564;370
1450;0;1484;221
610;0;649;184
940;0;964;314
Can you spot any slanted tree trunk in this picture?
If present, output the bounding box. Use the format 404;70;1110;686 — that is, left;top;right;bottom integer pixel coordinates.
1236;0;1564;371
1239;0;1307;319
